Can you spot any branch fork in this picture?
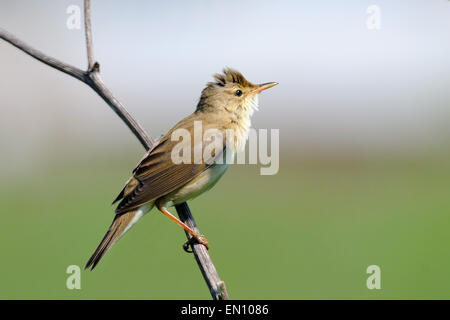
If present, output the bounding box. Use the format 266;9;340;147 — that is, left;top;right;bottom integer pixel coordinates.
87;61;100;74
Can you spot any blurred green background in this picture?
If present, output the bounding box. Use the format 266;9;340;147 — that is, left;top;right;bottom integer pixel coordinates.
1;153;449;299
1;0;450;299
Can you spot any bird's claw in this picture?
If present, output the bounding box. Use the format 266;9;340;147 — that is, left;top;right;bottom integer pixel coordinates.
183;233;209;253
183;240;193;253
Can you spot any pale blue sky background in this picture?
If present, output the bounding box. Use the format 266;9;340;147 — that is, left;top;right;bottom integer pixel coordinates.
0;0;449;175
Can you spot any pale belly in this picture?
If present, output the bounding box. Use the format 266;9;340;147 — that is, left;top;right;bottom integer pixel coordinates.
159;161;230;207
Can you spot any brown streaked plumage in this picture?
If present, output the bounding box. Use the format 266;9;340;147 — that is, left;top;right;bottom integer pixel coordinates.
114;116;226;215
85;68;277;270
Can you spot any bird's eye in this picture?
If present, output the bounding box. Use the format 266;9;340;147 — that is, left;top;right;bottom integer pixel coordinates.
235;90;242;97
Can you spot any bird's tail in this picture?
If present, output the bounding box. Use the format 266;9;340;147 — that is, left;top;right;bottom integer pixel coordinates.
85;209;143;270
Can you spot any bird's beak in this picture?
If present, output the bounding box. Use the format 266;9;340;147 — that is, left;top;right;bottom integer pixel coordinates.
247;82;278;96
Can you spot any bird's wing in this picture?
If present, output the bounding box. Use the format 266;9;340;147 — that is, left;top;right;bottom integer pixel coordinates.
114;116;226;215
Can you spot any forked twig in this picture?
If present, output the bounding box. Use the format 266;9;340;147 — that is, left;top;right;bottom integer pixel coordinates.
0;0;228;300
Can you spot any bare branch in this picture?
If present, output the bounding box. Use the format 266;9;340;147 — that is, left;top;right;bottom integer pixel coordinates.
0;27;85;82
0;26;154;150
176;202;230;300
0;3;228;300
84;0;95;70
86;72;156;149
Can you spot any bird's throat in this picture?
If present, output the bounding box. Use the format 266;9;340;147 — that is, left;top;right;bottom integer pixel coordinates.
230;94;258;152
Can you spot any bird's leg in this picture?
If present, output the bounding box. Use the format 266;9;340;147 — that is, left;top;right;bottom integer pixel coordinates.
157;206;209;251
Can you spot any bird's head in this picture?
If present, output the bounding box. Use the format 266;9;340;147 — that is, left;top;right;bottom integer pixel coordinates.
196;68;277;117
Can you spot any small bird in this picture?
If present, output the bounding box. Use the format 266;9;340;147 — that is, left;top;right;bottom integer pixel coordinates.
85;68;277;270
